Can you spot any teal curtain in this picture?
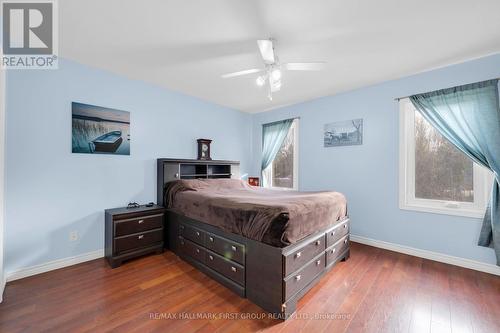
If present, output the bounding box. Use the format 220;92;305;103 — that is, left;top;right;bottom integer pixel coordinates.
409;79;500;265
261;119;294;172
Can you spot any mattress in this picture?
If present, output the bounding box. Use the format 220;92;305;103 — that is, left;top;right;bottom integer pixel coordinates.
164;178;347;247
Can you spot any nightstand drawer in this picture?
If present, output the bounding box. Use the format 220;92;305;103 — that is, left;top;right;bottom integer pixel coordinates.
114;229;163;254
115;213;163;237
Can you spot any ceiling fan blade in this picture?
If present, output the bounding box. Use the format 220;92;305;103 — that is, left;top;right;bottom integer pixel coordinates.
221;68;262;78
284;62;326;71
257;39;275;64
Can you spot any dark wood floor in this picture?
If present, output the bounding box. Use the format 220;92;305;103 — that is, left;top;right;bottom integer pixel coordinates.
1;243;499;333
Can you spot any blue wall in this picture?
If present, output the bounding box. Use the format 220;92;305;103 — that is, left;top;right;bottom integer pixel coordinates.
4;59;252;274
250;54;500;266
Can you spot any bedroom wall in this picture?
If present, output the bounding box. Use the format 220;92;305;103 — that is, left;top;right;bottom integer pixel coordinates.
0;68;5;299
4;58;252;275
250;53;500;266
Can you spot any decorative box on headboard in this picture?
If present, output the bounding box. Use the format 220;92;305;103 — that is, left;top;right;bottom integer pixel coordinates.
156;158;240;205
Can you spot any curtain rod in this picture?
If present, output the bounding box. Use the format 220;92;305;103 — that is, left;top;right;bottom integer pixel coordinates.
262;117;300;126
394;77;500;101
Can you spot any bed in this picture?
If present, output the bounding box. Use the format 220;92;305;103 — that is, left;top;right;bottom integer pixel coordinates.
157;158;350;319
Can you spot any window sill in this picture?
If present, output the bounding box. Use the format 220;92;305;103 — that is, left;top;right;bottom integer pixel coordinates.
399;202;485;219
264;186;297;191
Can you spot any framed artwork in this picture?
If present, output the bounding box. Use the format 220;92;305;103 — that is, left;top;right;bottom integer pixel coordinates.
72;102;130;155
324;119;363;147
248;177;260;187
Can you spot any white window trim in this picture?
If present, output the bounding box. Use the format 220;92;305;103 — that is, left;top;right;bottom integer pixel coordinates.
263;119;299;190
399;98;493;218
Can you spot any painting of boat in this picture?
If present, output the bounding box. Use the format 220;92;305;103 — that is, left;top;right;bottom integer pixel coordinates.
90;131;123;153
72;102;130;155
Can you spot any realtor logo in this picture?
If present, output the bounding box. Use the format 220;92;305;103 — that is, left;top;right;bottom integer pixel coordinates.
1;0;58;69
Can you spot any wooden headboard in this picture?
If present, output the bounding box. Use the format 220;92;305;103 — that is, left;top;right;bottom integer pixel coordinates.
156;158;240;205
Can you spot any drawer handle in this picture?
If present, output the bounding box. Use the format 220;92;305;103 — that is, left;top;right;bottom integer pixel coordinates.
138;220;144;224
138;235;144;240
196;248;200;253
295;252;302;258
331;231;335;236
344;239;348;244
231;266;237;272
209;255;213;260
295;275;301;281
344;224;347;229
196;231;200;236
209;237;214;242
331;248;336;254
316;260;321;266
316;240;321;246
231;245;237;252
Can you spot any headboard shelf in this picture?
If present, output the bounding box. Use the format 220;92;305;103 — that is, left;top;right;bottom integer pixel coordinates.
157;158;240;205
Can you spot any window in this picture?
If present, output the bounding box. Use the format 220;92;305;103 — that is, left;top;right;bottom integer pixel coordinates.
263;119;299;189
399;98;492;218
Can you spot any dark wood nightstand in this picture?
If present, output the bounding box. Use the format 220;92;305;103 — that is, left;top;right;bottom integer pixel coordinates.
105;205;165;268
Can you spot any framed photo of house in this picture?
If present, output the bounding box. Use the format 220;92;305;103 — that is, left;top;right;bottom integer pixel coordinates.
324;119;363;147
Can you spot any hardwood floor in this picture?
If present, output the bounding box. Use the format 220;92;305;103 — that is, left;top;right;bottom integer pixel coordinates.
1;243;499;333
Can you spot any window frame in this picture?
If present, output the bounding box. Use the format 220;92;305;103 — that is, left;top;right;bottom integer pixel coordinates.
399;98;492;218
263;118;299;190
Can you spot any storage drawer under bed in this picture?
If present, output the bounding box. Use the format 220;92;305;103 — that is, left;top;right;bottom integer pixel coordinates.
326;235;350;267
206;232;245;265
206;249;245;285
283;252;325;300
179;223;206;246
326;219;350;248
178;237;207;264
283;234;325;277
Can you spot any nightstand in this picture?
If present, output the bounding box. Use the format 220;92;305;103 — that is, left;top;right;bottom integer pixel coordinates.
105;205;165;268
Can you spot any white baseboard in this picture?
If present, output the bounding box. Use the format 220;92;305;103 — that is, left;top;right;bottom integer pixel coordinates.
350;235;500;276
6;249;104;282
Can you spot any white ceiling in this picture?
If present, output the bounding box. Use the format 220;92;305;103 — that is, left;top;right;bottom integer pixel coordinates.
60;0;500;113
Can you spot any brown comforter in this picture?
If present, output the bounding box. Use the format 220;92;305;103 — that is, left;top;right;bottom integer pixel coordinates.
164;179;347;247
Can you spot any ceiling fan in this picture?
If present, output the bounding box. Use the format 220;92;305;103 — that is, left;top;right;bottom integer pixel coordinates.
221;38;326;100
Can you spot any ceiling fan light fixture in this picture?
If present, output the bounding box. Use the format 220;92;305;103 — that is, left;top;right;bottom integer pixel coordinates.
256;75;266;87
222;38;325;101
271;69;281;81
269;75;282;92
